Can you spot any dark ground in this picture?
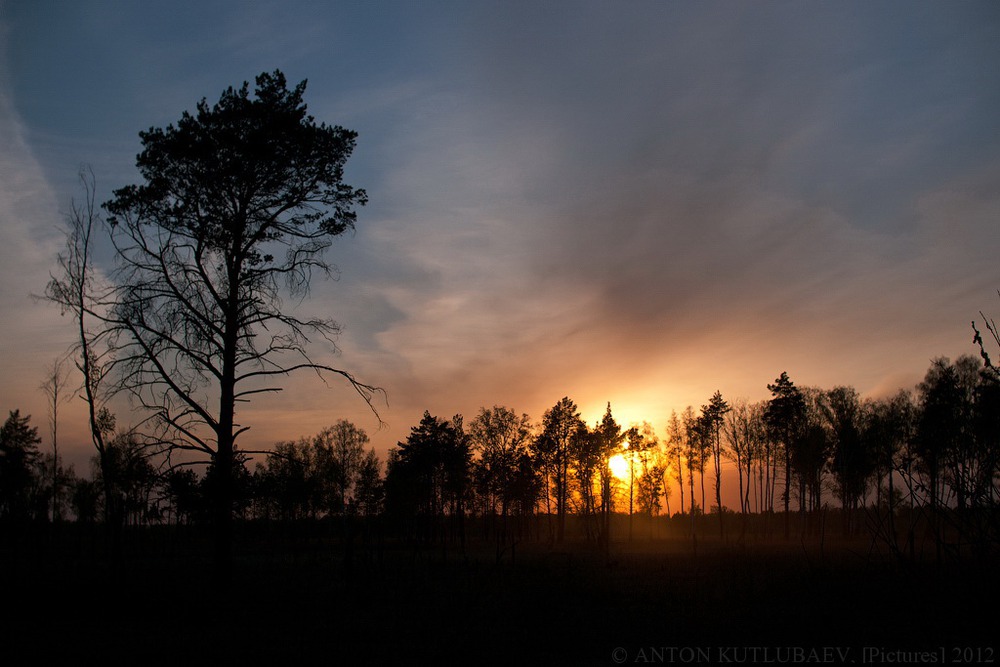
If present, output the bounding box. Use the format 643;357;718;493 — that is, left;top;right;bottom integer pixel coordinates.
4;525;997;665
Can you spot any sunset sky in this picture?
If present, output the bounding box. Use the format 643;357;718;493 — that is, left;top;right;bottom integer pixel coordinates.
2;2;999;495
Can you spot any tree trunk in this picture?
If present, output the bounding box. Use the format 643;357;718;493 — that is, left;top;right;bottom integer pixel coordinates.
736;453;745;515
214;262;240;591
628;463;634;542
783;448;791;539
557;459;567;543
714;435;723;538
699;463;706;520
677;452;685;517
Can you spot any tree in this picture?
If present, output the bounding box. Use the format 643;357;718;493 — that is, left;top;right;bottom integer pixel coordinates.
914;358;963;515
629;422;663;522
723;399;766;516
703;390;730;536
794;421;828;516
665;411;686;516
862;390;915;552
315;420;369;515
384;411;470;548
163;467;202;524
29;452;77;524
681;407;700;515
684;406;714;521
570;424;602;541
469;406;532;517
315;419;369;565
354;448;384;518
789;388;828;520
636;450;667;519
536;397;585;542
468;406;533;556
594;403;624;553
94;431;160;527
971;369;1000;509
353;447;384;554
0;411;42;522
254;438;318;521
820;386;870;532
40;358;72;521
201;451;253;523
765;372;807;538
71;477;101;524
680;405;702;542
97;71;377;583
44;168;117;529
972;294;1000;380
948;355;984;511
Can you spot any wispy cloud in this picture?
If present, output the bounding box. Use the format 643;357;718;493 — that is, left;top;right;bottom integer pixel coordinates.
0;69;91;447
3;2;999;460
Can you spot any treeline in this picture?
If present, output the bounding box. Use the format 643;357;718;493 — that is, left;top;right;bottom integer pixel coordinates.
2;355;998;559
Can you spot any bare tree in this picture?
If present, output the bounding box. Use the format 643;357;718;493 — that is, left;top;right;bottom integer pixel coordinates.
665;411;686;517
39;358;71;521
972;292;1000;380
43;167;118;530
315;420;369;515
723;398;766;516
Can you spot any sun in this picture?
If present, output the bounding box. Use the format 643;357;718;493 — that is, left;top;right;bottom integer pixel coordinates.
608;453;630;481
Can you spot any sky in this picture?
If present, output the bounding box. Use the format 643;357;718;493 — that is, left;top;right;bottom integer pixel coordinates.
2;1;999;496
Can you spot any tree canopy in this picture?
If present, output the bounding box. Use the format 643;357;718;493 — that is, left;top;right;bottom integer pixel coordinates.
0;411;42;521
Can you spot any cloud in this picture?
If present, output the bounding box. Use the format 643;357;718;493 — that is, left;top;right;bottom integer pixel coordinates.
5;2;1000;461
0;66;97;466
327;2;1000;435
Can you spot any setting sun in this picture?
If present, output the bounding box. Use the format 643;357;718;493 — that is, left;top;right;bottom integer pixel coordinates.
608;453;630;480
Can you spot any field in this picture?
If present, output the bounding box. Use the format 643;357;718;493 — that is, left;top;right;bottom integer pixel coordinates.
4;518;997;665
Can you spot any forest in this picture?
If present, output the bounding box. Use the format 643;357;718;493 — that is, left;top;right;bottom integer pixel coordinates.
3;356;999;663
2;71;997;663
5;355;1000;559
7;342;1000;552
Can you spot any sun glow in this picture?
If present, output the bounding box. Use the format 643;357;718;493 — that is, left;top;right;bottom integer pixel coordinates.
608;453;630;480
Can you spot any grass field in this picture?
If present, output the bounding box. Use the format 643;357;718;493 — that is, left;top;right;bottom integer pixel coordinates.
4;522;997;665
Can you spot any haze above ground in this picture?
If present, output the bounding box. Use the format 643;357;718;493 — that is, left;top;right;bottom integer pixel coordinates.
1;1;998;480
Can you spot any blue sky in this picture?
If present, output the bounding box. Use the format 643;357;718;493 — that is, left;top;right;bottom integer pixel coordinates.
2;1;999;479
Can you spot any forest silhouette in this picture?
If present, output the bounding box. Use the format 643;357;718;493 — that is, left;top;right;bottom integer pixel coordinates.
2;71;997;664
